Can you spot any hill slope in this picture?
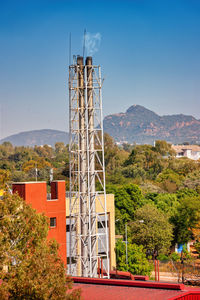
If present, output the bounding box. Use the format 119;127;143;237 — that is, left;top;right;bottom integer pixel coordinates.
103;105;200;144
0;129;69;147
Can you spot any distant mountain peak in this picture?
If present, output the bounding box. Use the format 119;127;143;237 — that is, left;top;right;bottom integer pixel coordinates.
103;105;200;145
126;104;147;113
126;104;159;116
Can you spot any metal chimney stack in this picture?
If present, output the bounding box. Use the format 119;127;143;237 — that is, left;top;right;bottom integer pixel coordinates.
68;56;110;278
77;56;88;276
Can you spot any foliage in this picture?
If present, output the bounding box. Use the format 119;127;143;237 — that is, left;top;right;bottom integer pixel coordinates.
176;188;199;199
0;142;69;183
123;144;166;180
157;253;170;261
107;184;144;234
181;246;193;262
170;252;181;262
22;158;51;172
0;170;11;188
0;191;80;300
115;239;153;276
130;204;173;255
154;140;176;157
104;133;128;173
170;245;193;263
171;195;200;244
194;241;200;256
183;170;200;192
144;192;180;216
156;169;183;192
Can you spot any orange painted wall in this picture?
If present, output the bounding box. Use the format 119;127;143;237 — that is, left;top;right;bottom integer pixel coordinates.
46;181;66;264
12;181;66;265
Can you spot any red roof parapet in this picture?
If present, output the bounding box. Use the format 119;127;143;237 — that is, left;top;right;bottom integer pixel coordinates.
72;276;185;290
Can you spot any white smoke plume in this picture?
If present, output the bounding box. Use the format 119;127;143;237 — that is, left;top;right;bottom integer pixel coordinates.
84;32;101;56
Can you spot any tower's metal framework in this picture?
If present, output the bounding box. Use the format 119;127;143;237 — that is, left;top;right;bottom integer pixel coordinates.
68;56;110;278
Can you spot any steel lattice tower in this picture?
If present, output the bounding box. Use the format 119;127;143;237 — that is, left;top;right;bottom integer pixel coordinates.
68;56;110;278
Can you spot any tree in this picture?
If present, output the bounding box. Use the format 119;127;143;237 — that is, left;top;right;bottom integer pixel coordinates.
22;158;51;172
183;170;200;192
55;142;65;154
115;239;152;276
34;145;54;158
104;133;128;174
145;192;179;216
0;170;11;187
123;145;166;180
130;204;173;255
107;184;144;234
168;157;200;177
154;140;175;157
156;169;183;192
171;195;200;244
0;191;80;300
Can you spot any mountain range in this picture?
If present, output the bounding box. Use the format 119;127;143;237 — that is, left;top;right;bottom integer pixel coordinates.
1;105;200;146
103;105;200;144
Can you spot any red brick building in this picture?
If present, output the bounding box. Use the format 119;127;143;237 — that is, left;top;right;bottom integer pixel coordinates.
12;180;66;265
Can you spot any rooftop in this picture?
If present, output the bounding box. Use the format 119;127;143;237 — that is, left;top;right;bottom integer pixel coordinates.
71;277;200;300
172;145;200;152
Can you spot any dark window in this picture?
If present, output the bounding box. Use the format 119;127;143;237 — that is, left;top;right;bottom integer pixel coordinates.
67;257;76;264
66;224;76;232
98;220;109;229
50;217;56;228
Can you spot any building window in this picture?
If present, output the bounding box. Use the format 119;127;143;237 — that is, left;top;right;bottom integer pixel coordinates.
67;257;76;264
98;220;109;229
50;217;56;228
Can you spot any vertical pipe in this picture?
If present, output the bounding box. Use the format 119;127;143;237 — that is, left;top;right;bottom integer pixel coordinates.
86;56;96;276
69;66;72;275
98;257;100;278
101;258;103;278
157;260;160;282
77;56;88;277
125;223;128;271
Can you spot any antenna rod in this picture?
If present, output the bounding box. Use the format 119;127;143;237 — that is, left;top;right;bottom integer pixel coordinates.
69;32;71;65
83;29;86;59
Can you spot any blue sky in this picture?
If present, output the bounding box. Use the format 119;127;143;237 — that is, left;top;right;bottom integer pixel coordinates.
0;0;200;138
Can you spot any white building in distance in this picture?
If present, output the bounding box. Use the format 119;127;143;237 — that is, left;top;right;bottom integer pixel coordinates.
172;145;200;160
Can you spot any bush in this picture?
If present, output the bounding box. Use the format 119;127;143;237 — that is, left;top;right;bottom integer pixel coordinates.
157;254;170;261
115;239;153;276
